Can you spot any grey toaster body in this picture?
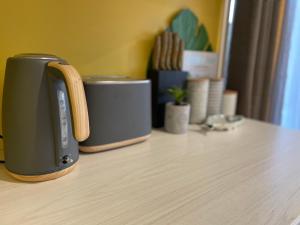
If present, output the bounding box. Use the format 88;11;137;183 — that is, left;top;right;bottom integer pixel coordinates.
80;77;151;152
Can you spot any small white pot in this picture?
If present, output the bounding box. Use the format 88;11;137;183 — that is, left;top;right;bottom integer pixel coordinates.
164;102;190;134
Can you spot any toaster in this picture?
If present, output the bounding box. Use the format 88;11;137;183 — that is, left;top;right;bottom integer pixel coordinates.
80;76;151;152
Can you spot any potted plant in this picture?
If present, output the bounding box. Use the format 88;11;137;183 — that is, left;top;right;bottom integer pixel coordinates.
164;87;190;134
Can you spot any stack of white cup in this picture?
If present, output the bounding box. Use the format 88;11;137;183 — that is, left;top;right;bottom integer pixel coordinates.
222;90;238;116
187;78;209;124
207;78;224;116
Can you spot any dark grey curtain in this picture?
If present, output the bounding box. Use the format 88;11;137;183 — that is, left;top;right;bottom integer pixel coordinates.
227;0;287;123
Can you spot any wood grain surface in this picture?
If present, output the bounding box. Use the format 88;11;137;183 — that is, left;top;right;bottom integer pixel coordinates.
177;39;184;70
160;32;168;70
1;120;300;225
172;33;180;70
165;32;173;70
152;36;161;70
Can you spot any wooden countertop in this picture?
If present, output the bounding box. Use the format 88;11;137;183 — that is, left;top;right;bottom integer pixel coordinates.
1;119;300;225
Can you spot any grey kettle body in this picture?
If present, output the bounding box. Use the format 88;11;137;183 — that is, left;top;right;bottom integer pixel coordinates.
2;54;89;181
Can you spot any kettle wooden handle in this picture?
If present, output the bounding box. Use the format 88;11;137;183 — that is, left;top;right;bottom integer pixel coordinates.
48;62;90;142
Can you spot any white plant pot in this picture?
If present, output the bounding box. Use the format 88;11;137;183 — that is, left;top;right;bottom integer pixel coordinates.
164;102;190;134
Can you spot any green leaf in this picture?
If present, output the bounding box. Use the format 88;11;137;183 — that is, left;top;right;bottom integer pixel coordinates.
197;24;209;50
171;9;198;50
167;86;187;105
170;9;212;51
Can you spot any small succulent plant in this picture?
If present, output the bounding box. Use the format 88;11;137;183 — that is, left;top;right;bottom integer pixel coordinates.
167;87;187;106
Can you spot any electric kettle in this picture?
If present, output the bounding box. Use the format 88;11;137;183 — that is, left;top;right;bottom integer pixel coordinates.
2;54;89;182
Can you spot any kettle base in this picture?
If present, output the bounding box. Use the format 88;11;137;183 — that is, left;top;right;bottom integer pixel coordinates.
79;134;151;153
6;163;77;182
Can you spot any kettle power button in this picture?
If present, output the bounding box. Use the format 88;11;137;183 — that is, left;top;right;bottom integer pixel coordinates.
62;155;73;164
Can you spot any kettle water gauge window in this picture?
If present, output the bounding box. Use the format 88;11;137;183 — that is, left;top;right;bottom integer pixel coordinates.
57;90;68;148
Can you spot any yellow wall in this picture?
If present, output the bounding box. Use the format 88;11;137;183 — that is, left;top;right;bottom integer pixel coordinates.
0;0;222;76
0;0;223;132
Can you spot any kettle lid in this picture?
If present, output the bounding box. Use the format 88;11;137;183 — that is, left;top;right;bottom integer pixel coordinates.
13;53;61;61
